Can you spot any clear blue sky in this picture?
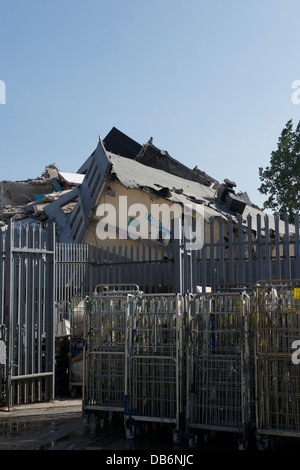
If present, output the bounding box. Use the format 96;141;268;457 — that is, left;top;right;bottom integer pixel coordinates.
1;0;300;210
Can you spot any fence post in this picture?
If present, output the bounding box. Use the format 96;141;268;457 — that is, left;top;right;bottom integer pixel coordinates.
4;220;13;410
294;214;300;278
247;214;253;284
274;214;281;279
284;213;291;279
50;222;56;401
173;218;183;294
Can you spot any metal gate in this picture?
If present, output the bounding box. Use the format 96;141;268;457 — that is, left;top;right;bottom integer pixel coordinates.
186;292;252;448
254;280;300;446
124;294;184;443
5;221;56;406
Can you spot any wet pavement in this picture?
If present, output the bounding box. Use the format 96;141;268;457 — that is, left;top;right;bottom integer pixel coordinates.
0;398;193;451
0;398;293;454
0;398;249;453
0;403;297;470
0;401;286;470
0;399;84;450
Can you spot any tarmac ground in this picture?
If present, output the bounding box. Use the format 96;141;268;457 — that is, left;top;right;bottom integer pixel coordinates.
0;398;193;451
0;398;297;454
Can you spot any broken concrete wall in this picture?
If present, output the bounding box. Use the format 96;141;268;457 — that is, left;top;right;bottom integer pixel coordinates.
0;180;60;207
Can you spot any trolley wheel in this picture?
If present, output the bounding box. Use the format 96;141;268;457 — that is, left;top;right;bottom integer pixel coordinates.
257;438;268;450
188;434;198;449
257;441;266;450
125;422;135;440
173;429;182;445
96;414;105;427
135;424;145;437
238;439;247;450
83;413;90;428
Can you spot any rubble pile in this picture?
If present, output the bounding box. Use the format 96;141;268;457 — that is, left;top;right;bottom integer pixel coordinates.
0;164;83;230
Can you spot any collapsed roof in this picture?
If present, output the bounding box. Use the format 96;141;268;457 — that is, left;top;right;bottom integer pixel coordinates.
103;127;219;187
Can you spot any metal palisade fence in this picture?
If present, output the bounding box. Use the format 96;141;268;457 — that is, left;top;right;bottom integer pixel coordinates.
56;213;300;300
191;213;300;293
0;211;299;407
57;212;298;296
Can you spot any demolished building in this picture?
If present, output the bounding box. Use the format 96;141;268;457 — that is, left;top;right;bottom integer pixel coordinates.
0;127;293;247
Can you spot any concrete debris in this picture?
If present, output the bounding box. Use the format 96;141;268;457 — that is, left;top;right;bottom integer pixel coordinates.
58;171;85;186
0;163;83;227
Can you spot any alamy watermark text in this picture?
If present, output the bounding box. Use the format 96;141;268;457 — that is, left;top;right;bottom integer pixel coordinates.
95;196;204;251
0;80;6;104
291;80;300;104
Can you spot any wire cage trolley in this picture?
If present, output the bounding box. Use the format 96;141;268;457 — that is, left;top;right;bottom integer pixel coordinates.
186;292;252;449
124;293;185;443
254;280;300;449
82;285;142;424
69;296;87;396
